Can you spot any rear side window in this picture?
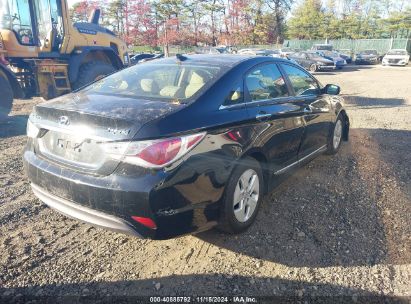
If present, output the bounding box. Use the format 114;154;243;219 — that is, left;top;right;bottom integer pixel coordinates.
245;64;289;102
224;81;244;105
281;64;320;96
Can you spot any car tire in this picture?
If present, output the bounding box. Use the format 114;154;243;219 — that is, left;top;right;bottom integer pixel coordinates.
217;157;263;234
73;61;116;90
309;64;317;72
326;115;344;155
0;71;13;117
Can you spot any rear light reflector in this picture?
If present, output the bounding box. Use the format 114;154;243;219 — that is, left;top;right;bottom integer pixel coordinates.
131;216;157;229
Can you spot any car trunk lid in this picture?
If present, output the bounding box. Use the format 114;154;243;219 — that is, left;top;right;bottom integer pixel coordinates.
30;92;183;175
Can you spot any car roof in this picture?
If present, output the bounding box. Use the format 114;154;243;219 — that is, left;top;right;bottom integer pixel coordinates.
148;54;292;67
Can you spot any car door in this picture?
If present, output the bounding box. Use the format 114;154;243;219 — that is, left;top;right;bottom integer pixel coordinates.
279;63;333;157
243;63;306;173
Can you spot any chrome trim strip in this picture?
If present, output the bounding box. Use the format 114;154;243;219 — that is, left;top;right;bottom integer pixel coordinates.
219;97;293;110
33;122;110;141
274;144;327;175
31;183;142;237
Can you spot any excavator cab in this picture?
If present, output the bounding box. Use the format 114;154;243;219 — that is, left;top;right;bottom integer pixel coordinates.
1;0;65;53
0;0;128;115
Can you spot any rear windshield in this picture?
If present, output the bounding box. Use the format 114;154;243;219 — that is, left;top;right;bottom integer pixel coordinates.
84;63;222;102
363;50;377;55
387;50;407;55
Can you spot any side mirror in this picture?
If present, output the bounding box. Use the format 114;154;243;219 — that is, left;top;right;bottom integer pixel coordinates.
325;84;340;95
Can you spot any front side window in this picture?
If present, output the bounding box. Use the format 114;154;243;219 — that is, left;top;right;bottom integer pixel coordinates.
0;0;34;45
281;64;320;96
245;64;289;102
85;63;222;102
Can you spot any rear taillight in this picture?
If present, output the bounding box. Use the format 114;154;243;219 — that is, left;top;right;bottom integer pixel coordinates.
138;138;181;166
103;132;205;168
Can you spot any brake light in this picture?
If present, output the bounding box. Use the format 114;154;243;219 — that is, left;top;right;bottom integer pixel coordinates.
137;138;181;166
103;132;206;168
131;216;157;229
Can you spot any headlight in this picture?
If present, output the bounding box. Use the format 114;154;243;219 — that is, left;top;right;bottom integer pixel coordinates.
316;61;325;65
26;119;40;138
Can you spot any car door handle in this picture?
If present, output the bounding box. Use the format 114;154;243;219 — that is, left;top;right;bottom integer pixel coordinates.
256;112;271;121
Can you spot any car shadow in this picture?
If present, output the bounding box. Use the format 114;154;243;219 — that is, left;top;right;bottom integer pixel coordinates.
198;128;411;268
0;274;407;302
342;96;406;109
0;115;28;139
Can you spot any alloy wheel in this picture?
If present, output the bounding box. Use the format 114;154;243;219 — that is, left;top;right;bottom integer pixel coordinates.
333;119;343;150
233;169;259;223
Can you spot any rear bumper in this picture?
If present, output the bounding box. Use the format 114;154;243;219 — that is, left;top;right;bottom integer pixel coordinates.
23;144;226;239
31;183;142;237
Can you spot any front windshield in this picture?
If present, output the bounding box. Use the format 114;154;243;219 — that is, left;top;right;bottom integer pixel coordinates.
363;50;377;55
322;50;335;57
387;50;407;55
308;53;325;61
84;63;222;102
0;0;35;45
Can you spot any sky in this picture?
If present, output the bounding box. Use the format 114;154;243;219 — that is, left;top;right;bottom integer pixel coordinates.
67;0;80;7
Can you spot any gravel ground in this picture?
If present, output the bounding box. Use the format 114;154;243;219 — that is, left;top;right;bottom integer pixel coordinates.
0;65;410;302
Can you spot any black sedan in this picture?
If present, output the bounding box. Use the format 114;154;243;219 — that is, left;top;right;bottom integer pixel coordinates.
354;50;380;65
24;55;349;239
289;51;335;72
130;53;164;65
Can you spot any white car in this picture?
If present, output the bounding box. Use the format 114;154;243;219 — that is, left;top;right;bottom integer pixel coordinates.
382;49;410;66
278;48;295;57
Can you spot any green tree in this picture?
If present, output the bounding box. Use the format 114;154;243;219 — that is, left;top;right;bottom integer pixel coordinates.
287;0;325;39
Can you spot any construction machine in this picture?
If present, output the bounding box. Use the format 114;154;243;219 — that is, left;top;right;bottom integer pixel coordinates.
0;0;129;115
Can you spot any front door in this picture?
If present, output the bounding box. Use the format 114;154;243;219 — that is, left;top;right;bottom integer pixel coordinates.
244;63;306;173
279;63;332;157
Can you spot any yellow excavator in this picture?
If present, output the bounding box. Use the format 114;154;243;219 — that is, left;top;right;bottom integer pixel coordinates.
0;0;129;115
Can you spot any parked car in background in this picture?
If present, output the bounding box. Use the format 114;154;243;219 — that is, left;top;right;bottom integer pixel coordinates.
130;53;156;65
311;44;333;51
24;55;349;239
265;49;282;57
382;49;410;66
278;48;295;57
354;49;380;65
238;48;267;56
289;51;335;72
316;50;346;69
140;53;164;63
336;50;352;64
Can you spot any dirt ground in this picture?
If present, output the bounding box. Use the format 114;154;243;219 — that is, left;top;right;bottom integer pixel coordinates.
0;65;410;301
